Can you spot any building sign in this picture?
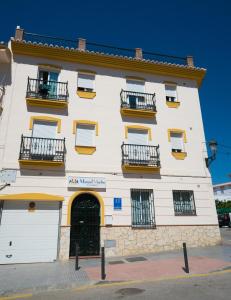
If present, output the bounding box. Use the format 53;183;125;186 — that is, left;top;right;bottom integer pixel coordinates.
114;198;122;210
68;176;106;189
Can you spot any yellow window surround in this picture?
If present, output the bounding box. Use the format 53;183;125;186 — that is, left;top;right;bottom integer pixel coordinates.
29;116;62;133
125;125;152;141
0;193;64;201
77;69;96;75
38;63;62;71
126;75;146;82
171;152;187;160
72;120;99;135
167;129;187;143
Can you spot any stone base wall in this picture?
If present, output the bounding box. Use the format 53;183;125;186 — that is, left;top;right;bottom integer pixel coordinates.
101;225;221;257
59;226;70;260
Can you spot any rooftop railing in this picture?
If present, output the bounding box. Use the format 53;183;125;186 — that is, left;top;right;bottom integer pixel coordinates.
16;29;190;66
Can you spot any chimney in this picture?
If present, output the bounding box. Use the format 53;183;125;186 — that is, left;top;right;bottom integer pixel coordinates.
78;38;86;51
15;26;24;41
187;56;194;67
135;48;143;60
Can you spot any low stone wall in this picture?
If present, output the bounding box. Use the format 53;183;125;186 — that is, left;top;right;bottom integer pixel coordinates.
101;225;221;257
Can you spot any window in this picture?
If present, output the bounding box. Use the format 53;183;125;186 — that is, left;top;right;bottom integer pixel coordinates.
31;121;57;156
127;129;148;145
75;124;96;147
165;84;177;102
173;190;196;216
77;73;95;92
170;132;184;152
126;79;145;109
131;189;155;227
38;70;59;98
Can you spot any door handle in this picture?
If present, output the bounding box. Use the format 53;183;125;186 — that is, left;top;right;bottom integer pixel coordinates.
6;254;12;258
9;241;12;246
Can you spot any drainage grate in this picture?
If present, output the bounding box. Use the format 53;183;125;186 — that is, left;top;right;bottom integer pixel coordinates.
108;260;125;265
125;256;147;262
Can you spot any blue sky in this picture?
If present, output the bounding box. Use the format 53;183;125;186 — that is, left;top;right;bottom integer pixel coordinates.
1;0;230;184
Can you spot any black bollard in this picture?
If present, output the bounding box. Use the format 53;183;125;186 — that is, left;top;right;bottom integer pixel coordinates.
75;242;79;271
183;242;189;273
101;246;106;280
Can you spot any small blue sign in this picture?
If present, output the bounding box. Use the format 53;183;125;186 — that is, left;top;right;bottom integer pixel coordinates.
114;198;122;210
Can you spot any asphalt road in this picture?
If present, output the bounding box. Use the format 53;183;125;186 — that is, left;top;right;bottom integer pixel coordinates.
12;270;231;300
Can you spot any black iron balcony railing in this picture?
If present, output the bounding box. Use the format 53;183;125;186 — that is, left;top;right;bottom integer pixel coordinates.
120;90;156;112
19;135;66;163
26;77;69;101
121;144;160;167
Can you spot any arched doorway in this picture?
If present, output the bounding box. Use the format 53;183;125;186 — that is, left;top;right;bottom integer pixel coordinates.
69;193;100;257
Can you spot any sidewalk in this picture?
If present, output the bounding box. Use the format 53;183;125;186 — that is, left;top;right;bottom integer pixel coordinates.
1;244;231;296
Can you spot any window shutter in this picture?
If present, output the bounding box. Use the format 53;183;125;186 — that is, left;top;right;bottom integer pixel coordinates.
128;129;148;145
76;124;95;146
126;80;145;93
32;121;57;139
78;73;94;90
165;85;177;98
170;132;183;150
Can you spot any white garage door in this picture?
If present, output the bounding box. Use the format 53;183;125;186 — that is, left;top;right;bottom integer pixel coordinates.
0;200;60;264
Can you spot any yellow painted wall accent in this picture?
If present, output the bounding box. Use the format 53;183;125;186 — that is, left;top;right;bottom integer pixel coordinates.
126;76;146;82
72;120;99;135
171;152;187;160
122;165;160;173
26;98;68;108
120;108;156;118
125;125;152;141
166;101;180;108
168;129;187;143
29;116;62;133
77;69;96;75
75;146;96;155
77;91;96;99
19;160;64;167
0;193;64;201
38;63;62;71
67;191;105;225
11;41;206;86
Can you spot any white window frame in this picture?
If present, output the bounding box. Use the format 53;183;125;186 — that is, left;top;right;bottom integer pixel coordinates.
165;84;178;102
77;72;95;92
75;123;96;147
170;132;185;152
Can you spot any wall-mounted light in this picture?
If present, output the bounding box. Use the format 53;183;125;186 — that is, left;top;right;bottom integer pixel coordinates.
205;140;218;168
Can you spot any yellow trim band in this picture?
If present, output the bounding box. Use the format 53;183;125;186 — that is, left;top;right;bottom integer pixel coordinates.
75;146;96;155
73;120;99;135
168;129;187;143
125;125;152;141
67;191;105;225
122;165;160;173
19;160;64;167
120;108;156;118
171;152;187;160
0;193;64;201
11;41;206;86
77;91;96;99
26;98;68;108
166;101;180;108
29;116;62;133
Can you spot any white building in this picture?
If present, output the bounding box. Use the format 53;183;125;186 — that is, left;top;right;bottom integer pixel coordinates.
0;27;220;264
213;182;231;202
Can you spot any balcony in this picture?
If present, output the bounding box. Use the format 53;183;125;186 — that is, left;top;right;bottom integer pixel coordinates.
120;90;156;118
26;78;68;108
121;143;160;172
19;135;66;166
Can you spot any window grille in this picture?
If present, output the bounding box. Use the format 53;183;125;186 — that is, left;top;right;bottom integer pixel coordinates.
173;190;196;216
131;189;155;228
